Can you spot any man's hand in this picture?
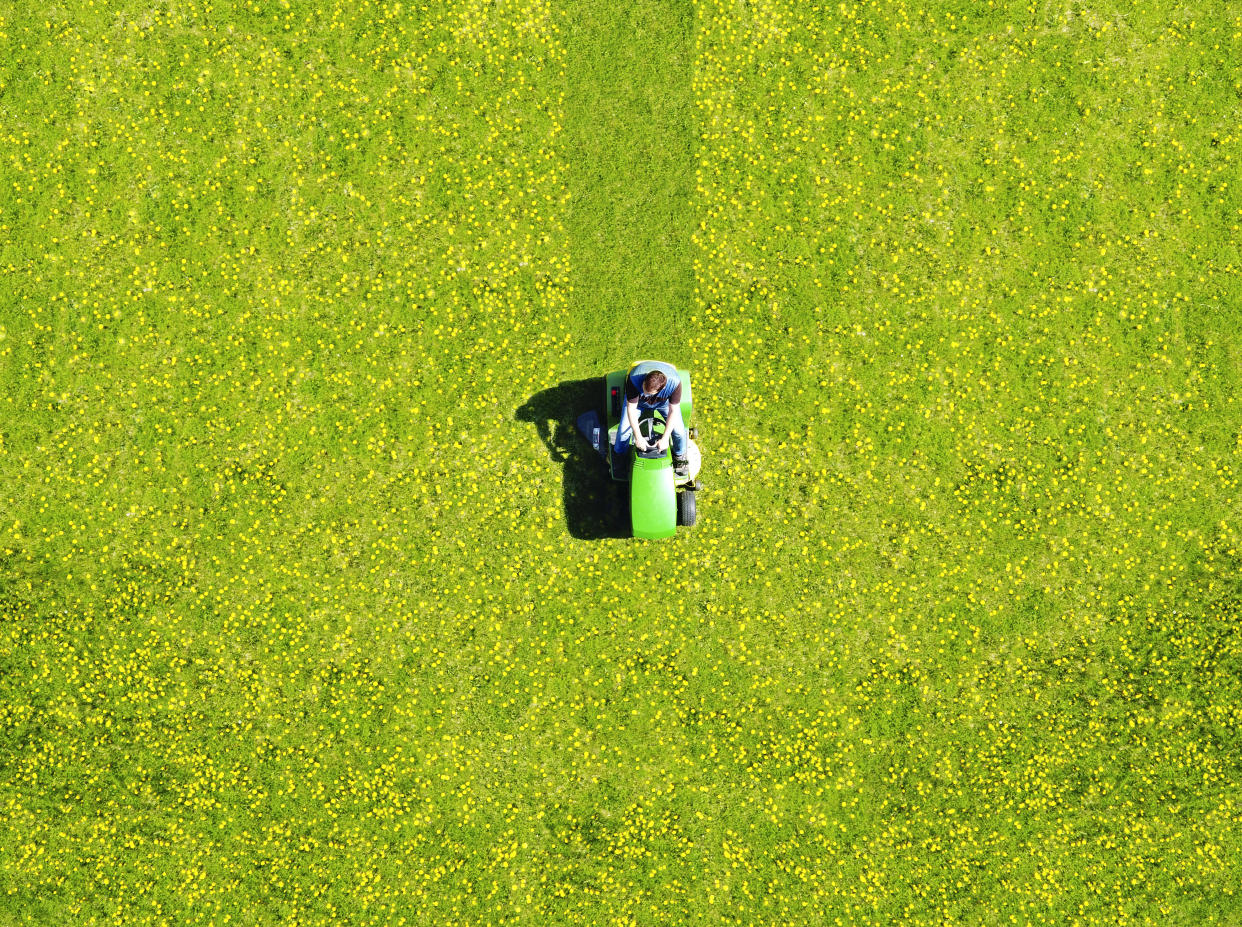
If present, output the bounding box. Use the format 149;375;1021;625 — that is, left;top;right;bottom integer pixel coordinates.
654;434;670;453
633;435;650;452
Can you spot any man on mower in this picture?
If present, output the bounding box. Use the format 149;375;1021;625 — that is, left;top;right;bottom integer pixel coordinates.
614;360;690;477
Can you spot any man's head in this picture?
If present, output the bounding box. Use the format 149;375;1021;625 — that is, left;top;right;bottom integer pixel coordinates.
641;371;667;399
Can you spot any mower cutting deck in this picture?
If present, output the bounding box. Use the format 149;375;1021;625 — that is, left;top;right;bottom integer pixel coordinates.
575;363;701;539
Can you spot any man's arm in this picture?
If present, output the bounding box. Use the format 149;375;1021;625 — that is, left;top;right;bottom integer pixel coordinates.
625;397;646;448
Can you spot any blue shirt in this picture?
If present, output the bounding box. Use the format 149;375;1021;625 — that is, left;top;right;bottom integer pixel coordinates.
625;360;682;407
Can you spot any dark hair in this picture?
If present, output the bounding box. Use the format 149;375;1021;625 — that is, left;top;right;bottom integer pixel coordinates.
642;371;667;393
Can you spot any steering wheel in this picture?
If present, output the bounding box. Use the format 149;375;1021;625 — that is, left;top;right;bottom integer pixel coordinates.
635;415;667;458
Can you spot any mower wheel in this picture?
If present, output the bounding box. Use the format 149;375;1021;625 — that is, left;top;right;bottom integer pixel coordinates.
677;489;697;527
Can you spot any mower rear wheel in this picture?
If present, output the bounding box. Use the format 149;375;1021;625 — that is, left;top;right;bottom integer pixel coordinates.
677;489;697;527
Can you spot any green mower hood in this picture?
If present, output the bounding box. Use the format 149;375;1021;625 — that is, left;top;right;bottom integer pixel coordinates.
630;453;677;539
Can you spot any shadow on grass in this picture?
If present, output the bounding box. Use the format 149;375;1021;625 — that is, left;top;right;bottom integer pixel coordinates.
516;379;627;540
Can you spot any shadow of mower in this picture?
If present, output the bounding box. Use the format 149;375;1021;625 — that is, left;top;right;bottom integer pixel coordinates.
515;379;627;540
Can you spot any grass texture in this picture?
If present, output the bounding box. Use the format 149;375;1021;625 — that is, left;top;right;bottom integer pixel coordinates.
2;0;1241;924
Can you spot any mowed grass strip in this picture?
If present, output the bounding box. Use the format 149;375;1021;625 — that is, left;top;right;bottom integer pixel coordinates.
561;0;697;361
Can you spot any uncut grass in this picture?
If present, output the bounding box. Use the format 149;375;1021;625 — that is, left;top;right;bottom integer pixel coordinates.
1;0;576;921
686;0;1241;921
1;1;1241;926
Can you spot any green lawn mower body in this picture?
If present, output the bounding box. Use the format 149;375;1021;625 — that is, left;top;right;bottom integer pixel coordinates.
575;363;701;539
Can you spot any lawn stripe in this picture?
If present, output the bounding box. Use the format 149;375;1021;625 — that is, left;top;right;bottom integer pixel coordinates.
560;0;698;367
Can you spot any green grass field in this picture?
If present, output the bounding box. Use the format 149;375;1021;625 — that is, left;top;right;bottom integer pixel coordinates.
2;0;1240;923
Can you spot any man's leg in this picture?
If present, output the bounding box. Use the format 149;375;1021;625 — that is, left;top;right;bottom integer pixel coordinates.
613;412;633;458
666;406;688;459
671;424;687;459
